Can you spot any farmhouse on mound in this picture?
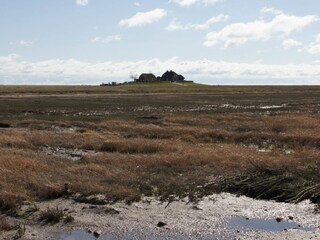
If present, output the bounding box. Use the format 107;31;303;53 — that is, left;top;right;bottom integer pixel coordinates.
135;70;188;83
160;70;185;82
136;73;157;82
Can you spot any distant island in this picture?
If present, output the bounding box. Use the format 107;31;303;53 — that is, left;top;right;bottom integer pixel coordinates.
100;70;193;86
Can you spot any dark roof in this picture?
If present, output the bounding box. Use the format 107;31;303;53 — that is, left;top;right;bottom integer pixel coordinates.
160;71;185;82
136;73;157;82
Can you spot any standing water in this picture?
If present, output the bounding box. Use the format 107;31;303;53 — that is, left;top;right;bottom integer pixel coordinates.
229;217;315;232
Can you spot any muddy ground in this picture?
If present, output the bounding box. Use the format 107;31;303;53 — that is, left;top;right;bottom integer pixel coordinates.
2;193;320;240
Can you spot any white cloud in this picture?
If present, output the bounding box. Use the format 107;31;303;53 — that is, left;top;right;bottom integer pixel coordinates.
119;9;167;27
205;13;318;48
166;14;229;31
10;40;33;47
170;0;198;7
90;35;122;44
134;2;141;7
90;37;101;43
299;34;320;54
170;0;223;7
260;7;283;15
203;0;223;6
307;34;320;54
76;0;88;6
1;54;320;85
282;38;302;49
0;54;20;62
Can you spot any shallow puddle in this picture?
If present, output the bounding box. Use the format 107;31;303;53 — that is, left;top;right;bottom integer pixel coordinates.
58;217;315;239
229;217;314;232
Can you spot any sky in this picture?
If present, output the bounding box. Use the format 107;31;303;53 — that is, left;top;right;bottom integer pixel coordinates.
1;0;320;85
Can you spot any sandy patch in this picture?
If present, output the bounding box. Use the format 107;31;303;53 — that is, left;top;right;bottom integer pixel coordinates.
2;193;319;240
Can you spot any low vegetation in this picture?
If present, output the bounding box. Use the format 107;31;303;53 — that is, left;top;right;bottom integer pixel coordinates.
225;163;320;203
39;208;73;225
1;84;320;95
0;85;320;216
0;217;15;232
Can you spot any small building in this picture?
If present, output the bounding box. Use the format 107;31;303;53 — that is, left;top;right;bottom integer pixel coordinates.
160;71;185;82
135;73;157;83
133;71;189;83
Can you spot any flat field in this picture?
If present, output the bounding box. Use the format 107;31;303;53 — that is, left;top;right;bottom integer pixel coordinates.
1;83;320;216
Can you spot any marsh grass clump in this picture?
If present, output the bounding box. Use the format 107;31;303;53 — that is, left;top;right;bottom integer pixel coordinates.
235;125;253;133
0;217;14;231
104;207;120;215
99;140;169;154
123;131;173;140
39;208;64;224
315;203;320;214
63;215;74;224
270;125;286;134
0;198;18;213
0;192;24;215
225;163;320;204
36;184;66;200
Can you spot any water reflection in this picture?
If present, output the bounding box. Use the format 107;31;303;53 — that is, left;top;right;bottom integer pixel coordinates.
229;217;314;232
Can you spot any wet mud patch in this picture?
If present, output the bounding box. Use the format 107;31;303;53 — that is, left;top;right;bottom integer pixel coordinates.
41;146;97;161
0;123;10;128
22;110;110;117
16;120;82;133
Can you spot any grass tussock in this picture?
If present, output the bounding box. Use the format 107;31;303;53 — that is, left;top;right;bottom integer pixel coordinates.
34;183;66;200
39;207;73;224
0;217;15;232
225;162;320;204
39;208;63;224
0;191;24;214
99;139;174;154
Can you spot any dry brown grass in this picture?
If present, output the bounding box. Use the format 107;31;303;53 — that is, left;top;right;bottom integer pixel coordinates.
99;139;175;154
0;112;320;213
38;207;73;224
0;216;14;232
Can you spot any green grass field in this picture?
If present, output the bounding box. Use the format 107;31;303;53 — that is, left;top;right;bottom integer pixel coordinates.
1;82;320;95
